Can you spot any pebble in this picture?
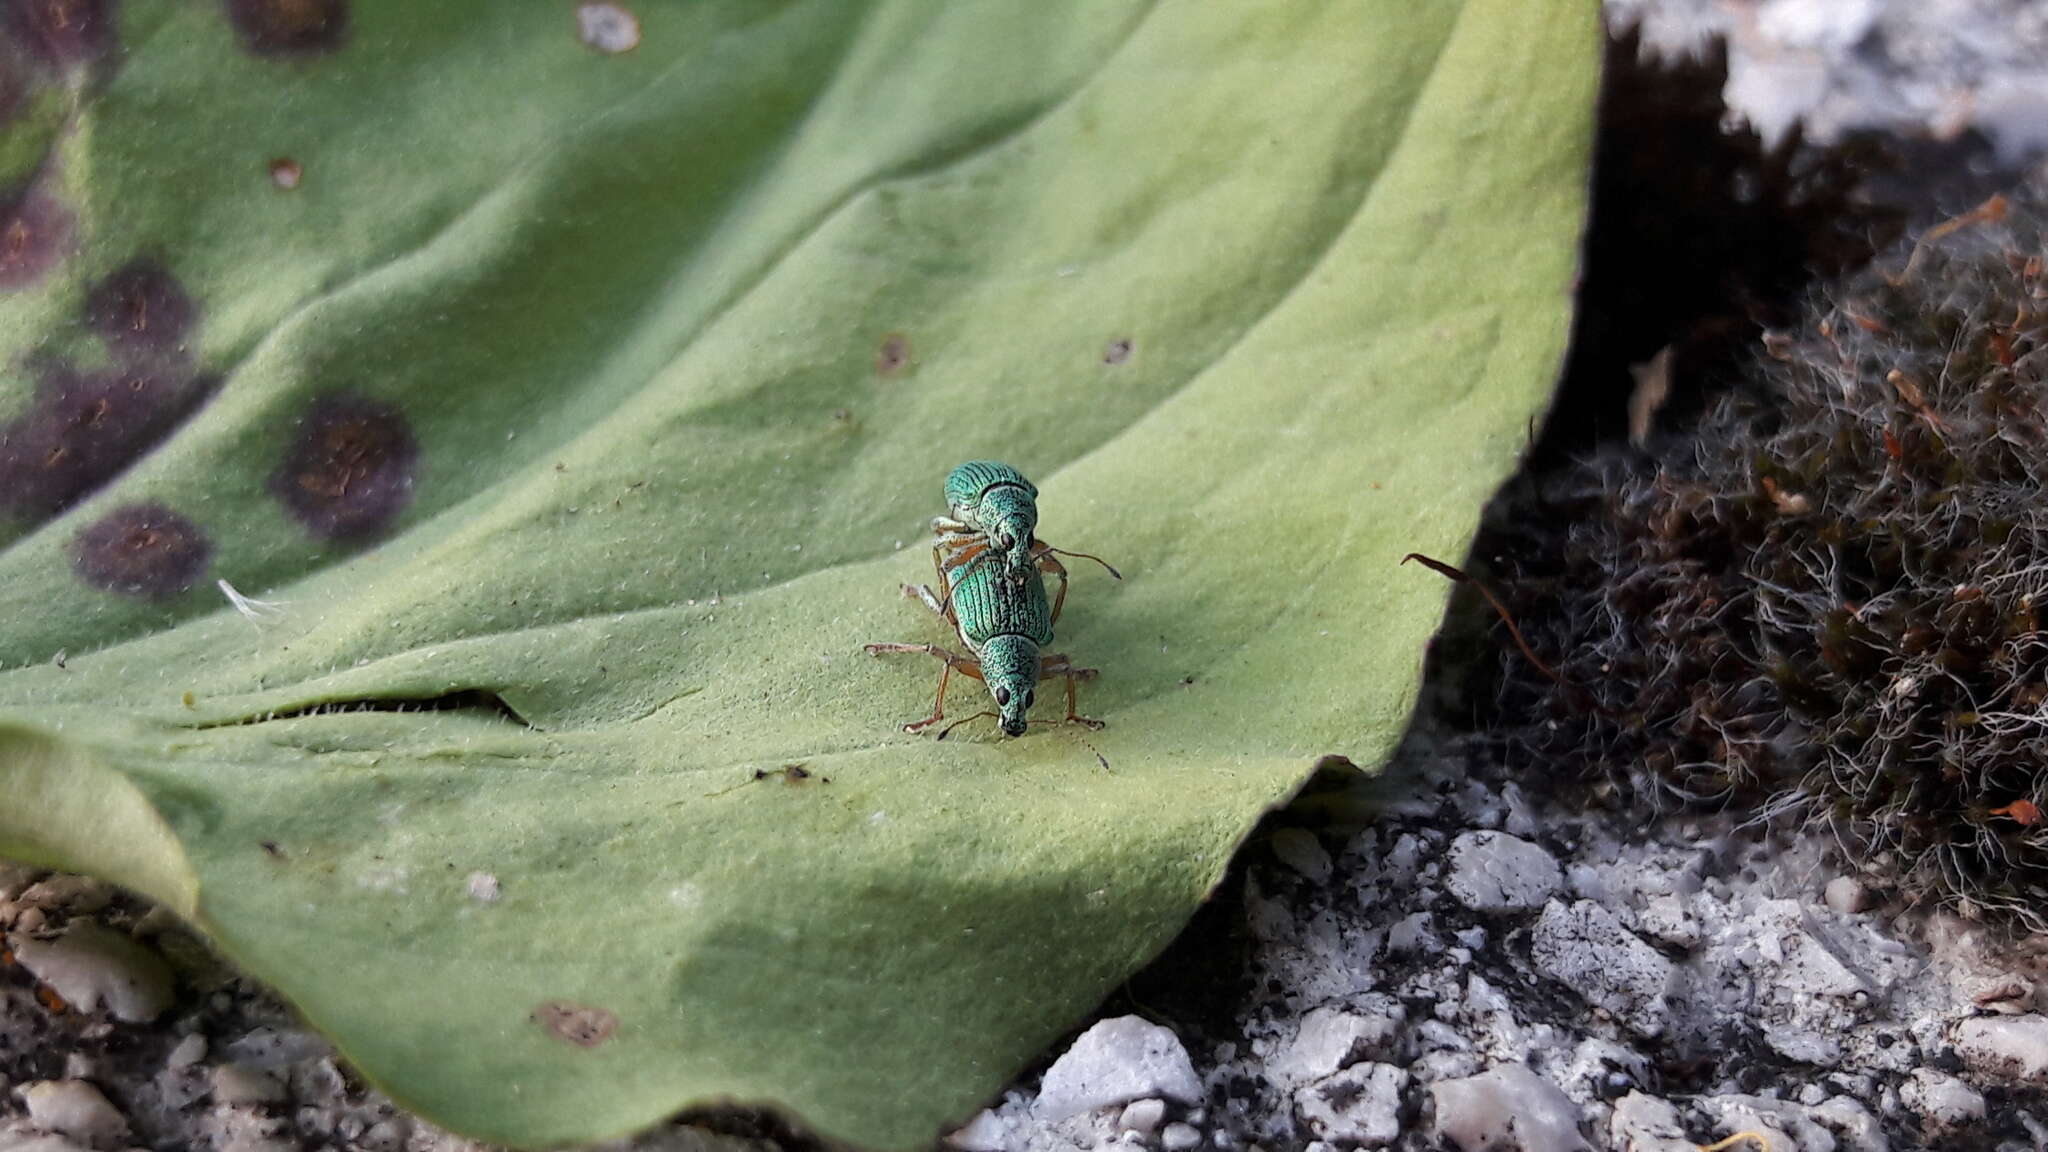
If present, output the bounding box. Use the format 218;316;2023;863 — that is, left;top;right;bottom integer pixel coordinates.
1899;1067;1986;1132
1445;831;1563;913
1117;1098;1166;1136
1429;1064;1590;1152
1035;1016;1202;1122
167;1034;208;1069
1528;900;1674;1038
1824;876;1872;914
212;1062;288;1106
20;1080;130;1149
17;876;111;914
1269;999;1403;1087
1160;1122;1202;1150
8;925;175;1022
1607;1091;1697;1152
1952;1014;2048;1084
1295;1063;1404;1146
943;1108;1009;1152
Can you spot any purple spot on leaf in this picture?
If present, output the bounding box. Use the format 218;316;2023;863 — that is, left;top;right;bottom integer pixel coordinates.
2;0;115;69
84;256;196;359
0;182;72;290
222;0;347;57
72;502;211;600
0;361;203;519
271;392;417;541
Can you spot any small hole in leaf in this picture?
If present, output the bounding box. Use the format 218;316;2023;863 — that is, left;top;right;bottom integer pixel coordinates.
875;332;911;376
72;502;211;600
574;3;638;54
268;156;301;190
3;0;115;69
83;256;196;359
0;182;72;290
0;362;202;519
533;1000;617;1048
270;392;418;541
222;0;347;57
1103;337;1132;365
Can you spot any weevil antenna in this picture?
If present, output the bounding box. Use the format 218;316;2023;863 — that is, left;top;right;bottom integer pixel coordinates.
1044;547;1122;580
935;710;996;740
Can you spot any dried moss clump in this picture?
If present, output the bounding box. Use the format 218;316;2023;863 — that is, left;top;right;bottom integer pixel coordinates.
1490;193;2048;928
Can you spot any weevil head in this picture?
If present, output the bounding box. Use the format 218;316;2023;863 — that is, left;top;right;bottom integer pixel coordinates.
978;634;1041;737
978;486;1039;571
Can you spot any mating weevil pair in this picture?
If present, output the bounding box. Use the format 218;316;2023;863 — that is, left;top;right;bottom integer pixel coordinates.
864;462;1119;738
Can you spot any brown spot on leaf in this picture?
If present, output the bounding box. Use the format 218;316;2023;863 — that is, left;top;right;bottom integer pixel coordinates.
222;0;346;57
1102;337;1132;365
0;182;72;290
268;156;301;189
72;503;211;600
0;361;203;518
270;392;418;541
3;0;115;69
533;1000;617;1048
84;256;195;359
875;332;910;376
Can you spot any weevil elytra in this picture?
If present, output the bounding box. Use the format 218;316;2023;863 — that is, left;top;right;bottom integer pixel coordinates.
865;463;1115;737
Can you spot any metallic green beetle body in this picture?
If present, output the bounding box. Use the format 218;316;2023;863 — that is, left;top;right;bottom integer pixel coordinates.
865;463;1108;737
944;461;1039;574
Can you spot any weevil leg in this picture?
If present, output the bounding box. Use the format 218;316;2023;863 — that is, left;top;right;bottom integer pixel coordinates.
900;582;948;618
863;642;985;732
1032;544;1072;626
1040;652;1105;729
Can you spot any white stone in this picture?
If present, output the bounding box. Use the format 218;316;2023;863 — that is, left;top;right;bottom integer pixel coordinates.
1430;1064;1590;1152
166;1034;207;1070
1445;831;1562;913
210;1063;286;1106
1608;1091;1696;1152
1271;828;1333;884
1823;876;1871;914
1161;1123;1202;1150
8;926;174;1023
1269;1000;1402;1088
1634;894;1700;950
1899;1067;1985;1132
1296;1063;1404;1146
942;1108;1008;1152
19;1081;129;1149
1809;1096;1886;1152
1117;1098;1166;1136
17;877;110;914
1952;1014;2048;1084
1529;901;1674;1038
1696;1094;1836;1152
0;1135;99;1152
1035;1016;1202;1123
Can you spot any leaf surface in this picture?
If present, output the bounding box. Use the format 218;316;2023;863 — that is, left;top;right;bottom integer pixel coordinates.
0;1;1596;1145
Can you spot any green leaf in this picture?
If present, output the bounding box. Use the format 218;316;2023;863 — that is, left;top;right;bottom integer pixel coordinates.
0;0;1596;1146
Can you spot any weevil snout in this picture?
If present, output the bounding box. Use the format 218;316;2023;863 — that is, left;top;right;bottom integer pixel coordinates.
979;634;1041;737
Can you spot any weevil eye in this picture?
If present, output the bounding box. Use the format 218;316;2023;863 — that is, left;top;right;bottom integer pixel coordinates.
1025;690;1035;707
995;687;1011;705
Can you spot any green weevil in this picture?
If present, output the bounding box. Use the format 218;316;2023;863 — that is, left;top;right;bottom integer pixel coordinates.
932;461;1121;616
865;475;1109;737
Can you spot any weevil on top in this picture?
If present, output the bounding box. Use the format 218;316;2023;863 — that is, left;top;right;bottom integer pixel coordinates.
864;461;1120;738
